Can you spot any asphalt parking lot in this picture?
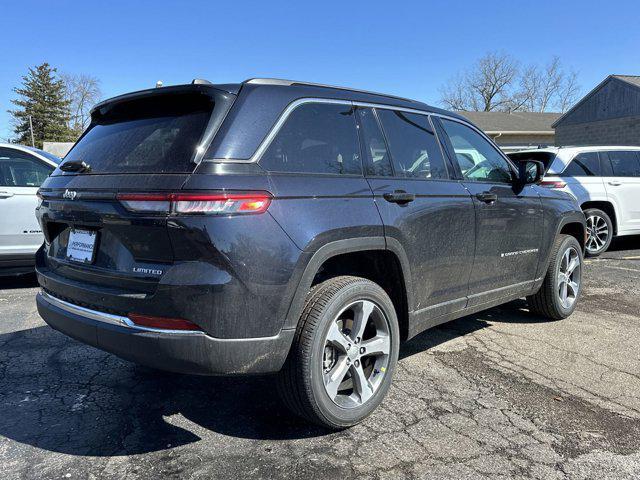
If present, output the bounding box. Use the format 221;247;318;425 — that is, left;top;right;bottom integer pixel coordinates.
2;239;640;480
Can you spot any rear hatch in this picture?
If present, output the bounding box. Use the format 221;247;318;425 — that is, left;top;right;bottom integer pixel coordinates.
37;85;236;298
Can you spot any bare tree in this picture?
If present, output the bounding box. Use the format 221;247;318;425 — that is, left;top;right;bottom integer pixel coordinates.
61;73;101;134
440;53;581;113
440;52;518;111
555;70;581;113
440;74;472;111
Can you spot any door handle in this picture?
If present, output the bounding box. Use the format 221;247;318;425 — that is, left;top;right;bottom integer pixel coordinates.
383;190;416;204
476;192;498;204
0;191;14;199
608;181;621;186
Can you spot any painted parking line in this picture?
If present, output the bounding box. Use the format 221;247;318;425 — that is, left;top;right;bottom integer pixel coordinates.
592;264;640;273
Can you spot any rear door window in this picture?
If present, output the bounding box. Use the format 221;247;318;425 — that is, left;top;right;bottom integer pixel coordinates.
0;148;53;187
259;102;361;175
561;152;601;176
606;151;640;177
62;92;216;174
376;109;447;179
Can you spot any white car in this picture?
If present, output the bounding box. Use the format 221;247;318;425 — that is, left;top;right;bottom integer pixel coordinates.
509;146;640;256
0;144;60;275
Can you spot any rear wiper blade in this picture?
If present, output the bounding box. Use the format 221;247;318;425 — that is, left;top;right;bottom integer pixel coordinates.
59;160;91;173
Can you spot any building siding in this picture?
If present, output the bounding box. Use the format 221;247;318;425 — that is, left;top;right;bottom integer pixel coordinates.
555;78;640;127
555;115;640;146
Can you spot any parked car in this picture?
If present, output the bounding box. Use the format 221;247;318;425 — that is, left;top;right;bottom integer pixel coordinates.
0;143;60;275
509;146;640;256
35;79;585;428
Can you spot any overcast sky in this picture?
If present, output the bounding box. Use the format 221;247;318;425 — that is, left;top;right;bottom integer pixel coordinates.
2;0;639;142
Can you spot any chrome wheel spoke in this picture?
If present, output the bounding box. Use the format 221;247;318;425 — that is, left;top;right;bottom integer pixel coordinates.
323;356;350;400
351;363;374;404
566;256;579;275
351;300;374;341
325;321;351;353
567;280;579;296
360;335;390;356
559;281;568;303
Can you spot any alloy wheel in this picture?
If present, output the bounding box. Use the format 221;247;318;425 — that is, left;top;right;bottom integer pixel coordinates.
557;246;581;309
321;300;391;408
586;214;609;254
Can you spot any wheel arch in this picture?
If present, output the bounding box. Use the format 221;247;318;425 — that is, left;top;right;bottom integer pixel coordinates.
581;200;618;235
283;237;413;341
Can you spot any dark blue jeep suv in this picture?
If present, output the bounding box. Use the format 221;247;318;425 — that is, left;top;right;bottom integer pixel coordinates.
35;78;586;428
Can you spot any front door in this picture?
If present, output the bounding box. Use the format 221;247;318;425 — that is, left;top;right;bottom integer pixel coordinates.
357;107;475;325
436;118;542;306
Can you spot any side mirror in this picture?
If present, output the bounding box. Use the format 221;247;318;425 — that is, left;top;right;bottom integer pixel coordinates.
518;160;544;184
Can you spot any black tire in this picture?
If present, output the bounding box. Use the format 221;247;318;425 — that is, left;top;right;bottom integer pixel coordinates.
527;234;583;320
277;276;400;429
583;208;613;257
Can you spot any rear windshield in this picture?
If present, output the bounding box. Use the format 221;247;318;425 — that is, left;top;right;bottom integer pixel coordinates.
507;151;557;173
62;92;215;174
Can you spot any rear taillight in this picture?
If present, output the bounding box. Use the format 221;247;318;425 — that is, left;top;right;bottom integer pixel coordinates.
539;180;567;189
116;192;272;215
128;313;203;332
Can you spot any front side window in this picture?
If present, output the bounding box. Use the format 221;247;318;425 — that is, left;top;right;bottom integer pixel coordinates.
376;109;447;179
0;148;53;187
561;152;600;176
440;119;513;183
260;103;361;175
605;151;640;177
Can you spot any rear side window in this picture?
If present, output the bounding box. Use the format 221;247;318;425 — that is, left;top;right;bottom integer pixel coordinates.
561;152;600;176
260;103;361;175
357;108;393;176
63;92;216;174
0;148;53;187
376;109;447;179
605;151;640;177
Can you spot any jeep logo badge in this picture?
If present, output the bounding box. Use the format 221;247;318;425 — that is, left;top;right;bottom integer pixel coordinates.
63;189;77;200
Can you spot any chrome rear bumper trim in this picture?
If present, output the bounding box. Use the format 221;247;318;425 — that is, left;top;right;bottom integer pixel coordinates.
39;290;206;336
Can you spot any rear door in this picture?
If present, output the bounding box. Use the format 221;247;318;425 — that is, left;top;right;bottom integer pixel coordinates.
358;107;475;326
436;117;542;305
601;150;640;233
0;147;54;256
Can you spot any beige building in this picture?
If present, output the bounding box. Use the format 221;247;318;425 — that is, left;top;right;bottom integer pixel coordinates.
458;111;560;153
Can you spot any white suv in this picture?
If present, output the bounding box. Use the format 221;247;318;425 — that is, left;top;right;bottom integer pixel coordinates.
0;144;60;275
509;146;640;256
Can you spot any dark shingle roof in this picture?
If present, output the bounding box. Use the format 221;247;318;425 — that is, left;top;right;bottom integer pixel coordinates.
458;111;561;133
612;75;640;88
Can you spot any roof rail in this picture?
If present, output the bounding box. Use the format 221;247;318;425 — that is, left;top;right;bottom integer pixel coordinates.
243;78;418;104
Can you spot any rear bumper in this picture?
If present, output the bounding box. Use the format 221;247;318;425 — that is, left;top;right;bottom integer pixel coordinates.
37;291;295;375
